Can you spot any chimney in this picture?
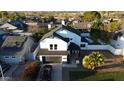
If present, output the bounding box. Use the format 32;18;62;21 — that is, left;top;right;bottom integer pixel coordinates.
61;20;66;26
48;24;52;30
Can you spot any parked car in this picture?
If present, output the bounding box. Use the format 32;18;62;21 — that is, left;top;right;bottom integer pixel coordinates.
42;65;52;81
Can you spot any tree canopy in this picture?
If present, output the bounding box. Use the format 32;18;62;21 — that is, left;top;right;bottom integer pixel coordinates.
9;12;21;20
32;27;47;42
107;21;120;32
83;11;101;22
91;21;103;42
0;11;9;19
90;21;120;43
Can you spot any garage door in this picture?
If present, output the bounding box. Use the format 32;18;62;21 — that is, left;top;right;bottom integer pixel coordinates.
44;56;62;63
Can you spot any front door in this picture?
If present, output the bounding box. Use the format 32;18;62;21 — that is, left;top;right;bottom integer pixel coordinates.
42;56;46;63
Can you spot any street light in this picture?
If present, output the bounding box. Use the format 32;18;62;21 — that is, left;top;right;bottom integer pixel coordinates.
0;64;4;81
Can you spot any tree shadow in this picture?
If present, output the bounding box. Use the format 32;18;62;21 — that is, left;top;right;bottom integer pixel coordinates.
70;70;97;81
102;78;114;81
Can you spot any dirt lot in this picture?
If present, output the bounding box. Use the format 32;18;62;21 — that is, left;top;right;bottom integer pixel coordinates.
27;25;40;33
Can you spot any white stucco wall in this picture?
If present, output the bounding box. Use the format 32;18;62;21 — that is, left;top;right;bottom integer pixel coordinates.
110;37;124;49
56;29;81;46
110;36;124;55
62;56;67;62
40;37;68;51
82;44;123;55
39;55;43;62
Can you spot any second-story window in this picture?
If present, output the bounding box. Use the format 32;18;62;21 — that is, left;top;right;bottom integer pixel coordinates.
50;44;53;50
54;44;57;50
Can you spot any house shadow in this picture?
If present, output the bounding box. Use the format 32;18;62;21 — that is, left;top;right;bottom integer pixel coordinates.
77;70;97;80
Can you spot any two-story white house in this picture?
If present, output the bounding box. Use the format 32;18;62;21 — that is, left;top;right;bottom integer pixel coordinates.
38;25;81;63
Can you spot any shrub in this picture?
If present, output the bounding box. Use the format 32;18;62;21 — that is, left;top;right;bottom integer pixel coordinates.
21;61;40;80
82;52;104;70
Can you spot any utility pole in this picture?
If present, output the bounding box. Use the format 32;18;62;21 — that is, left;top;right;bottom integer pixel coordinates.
0;65;4;81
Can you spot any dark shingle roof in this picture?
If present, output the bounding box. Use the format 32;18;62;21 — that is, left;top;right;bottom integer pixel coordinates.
41;25;62;41
53;32;70;42
81;37;88;42
68;42;80;50
41;25;81;42
9;20;27;30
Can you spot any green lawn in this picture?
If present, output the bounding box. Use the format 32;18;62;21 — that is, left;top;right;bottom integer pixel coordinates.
70;71;124;81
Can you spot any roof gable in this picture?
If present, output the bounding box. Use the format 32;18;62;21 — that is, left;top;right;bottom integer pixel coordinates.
41;25;80;42
0;23;17;30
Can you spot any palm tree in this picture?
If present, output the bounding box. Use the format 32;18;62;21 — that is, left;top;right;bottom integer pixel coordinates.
82;52;104;70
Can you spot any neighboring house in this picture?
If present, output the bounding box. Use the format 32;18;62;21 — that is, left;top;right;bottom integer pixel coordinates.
0;22;17;30
9;20;27;30
24;17;41;26
73;22;92;31
0;36;34;64
0;20;27;33
38;25;81;63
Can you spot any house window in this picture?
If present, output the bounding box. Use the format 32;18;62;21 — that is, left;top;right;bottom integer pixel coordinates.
54;44;57;50
12;56;15;58
5;56;9;58
50;44;53;50
80;44;86;47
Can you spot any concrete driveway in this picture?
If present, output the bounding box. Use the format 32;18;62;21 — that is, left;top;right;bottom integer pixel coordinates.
37;63;62;81
51;63;62;81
